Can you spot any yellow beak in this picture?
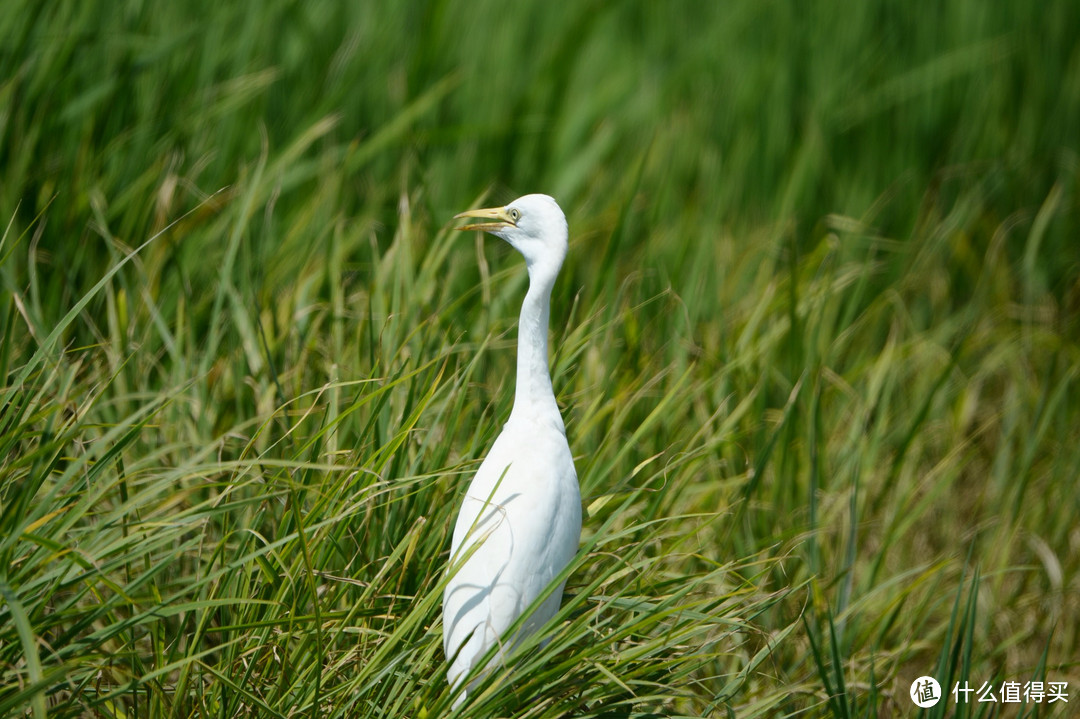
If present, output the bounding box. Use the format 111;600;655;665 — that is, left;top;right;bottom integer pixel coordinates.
453;206;516;232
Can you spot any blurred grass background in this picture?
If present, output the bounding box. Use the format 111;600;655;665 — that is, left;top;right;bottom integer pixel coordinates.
2;0;1078;716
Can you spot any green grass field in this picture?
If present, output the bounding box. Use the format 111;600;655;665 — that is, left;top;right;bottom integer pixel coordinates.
2;1;1078;716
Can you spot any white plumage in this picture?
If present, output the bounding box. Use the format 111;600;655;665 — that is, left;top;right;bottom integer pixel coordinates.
442;194;582;704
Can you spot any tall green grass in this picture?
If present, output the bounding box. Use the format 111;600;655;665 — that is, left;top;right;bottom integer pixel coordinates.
2;1;1078;716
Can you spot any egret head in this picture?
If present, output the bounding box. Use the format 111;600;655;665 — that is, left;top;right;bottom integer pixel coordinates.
454;194;568;274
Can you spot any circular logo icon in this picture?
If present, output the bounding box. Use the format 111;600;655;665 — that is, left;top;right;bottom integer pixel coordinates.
910;676;942;707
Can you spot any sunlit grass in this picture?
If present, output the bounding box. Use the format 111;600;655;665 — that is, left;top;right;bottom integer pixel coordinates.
2;1;1078;717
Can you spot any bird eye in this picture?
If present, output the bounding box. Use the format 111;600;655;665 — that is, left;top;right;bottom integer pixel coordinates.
509;208;521;222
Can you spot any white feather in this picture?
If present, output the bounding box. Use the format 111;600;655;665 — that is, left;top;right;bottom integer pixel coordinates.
442;195;582;704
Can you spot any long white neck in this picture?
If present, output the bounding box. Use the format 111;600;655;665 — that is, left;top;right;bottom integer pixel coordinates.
508;262;563;430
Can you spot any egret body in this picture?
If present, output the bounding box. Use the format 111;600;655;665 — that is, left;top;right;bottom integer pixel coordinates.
442;194;581;703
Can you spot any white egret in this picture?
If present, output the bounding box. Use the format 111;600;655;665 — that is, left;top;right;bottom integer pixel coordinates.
442;194;582;705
